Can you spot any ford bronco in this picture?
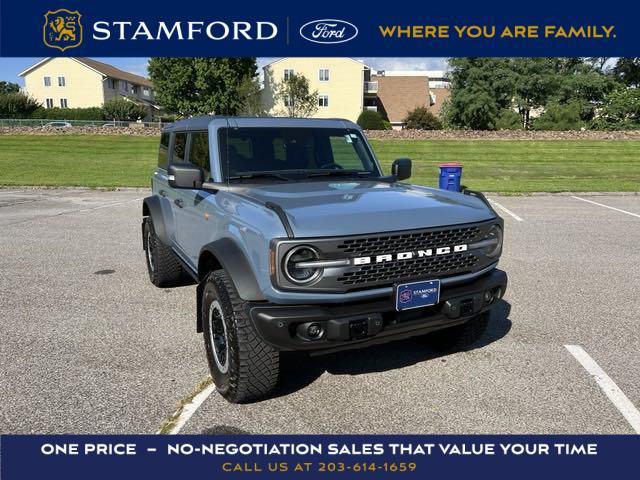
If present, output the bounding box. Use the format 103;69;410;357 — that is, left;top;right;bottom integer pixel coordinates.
142;116;507;403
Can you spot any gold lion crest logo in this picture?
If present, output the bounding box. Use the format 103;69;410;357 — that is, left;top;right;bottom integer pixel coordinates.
43;9;82;51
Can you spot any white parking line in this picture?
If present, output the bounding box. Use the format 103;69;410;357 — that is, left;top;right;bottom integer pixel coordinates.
565;345;640;434
488;199;524;222
571;196;640;218
158;383;216;434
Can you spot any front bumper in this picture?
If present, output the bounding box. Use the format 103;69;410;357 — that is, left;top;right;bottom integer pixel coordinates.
248;269;507;355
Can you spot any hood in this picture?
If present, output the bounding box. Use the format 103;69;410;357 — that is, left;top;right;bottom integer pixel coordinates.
233;180;496;238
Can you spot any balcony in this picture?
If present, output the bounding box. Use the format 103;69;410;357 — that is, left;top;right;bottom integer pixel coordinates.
364;81;378;95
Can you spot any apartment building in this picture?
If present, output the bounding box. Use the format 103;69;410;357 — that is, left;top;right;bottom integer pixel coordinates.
373;70;451;128
262;58;376;122
19;57;159;119
261;59;450;128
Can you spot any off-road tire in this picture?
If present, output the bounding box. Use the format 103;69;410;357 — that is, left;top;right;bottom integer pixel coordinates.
143;216;183;287
425;311;490;352
202;270;279;403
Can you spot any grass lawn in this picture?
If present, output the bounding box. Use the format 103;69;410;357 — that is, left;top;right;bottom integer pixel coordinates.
0;135;638;192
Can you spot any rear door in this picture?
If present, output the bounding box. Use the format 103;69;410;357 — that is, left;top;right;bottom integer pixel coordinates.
152;131;179;245
174;131;215;264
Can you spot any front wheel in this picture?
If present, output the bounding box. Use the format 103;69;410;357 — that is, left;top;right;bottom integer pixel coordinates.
424;311;490;352
201;270;279;403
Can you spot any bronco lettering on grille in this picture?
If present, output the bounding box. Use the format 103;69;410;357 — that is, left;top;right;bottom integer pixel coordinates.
353;244;468;265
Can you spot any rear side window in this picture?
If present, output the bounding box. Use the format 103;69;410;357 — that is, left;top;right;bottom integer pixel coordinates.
172;133;187;162
188;132;211;180
157;133;170;169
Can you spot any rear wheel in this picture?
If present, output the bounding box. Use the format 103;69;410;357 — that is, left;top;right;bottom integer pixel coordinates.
143;216;183;287
425;311;490;352
202;270;279;403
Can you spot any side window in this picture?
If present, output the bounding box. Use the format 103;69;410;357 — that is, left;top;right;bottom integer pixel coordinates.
172;133;187;162
157;132;170;169
188;132;211;179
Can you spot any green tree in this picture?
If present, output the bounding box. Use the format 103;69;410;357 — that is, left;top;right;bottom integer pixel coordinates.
148;58;258;116
593;87;640;129
0;92;40;118
446;58;515;130
102;97;147;121
510;58;561;129
0;81;20;95
403;106;442;130
274;73;318;118
357;110;386;129
236;76;266;116
447;57;615;130
612;58;640;88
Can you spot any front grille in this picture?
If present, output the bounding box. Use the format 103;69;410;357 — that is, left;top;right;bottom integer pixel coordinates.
335;225;484;288
338;252;479;286
336;226;481;257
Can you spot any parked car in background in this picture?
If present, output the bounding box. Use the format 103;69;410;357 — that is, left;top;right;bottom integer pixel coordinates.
44;121;72;129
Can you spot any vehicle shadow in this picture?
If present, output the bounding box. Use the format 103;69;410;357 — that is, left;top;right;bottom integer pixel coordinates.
269;300;512;400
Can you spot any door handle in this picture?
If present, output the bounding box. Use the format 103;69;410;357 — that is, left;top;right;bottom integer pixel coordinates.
159;189;167;197
174;198;184;208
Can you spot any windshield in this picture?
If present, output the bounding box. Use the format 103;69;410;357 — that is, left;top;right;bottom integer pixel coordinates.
218;127;380;181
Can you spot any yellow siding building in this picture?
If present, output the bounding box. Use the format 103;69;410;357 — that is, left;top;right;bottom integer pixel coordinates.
19;57;159;118
262;58;377;122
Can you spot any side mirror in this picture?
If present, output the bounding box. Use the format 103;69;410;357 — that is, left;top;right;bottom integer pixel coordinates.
168;162;203;189
391;158;412;181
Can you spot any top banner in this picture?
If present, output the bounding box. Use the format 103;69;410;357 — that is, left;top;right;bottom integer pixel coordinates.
0;0;638;57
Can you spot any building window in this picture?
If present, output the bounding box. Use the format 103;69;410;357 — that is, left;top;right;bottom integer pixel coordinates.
143;87;150;97
284;95;293;107
319;69;329;81
44;77;51;87
120;81;127;91
318;95;329;108
45;98;54;108
107;78;116;89
131;85;139;95
58;77;65;87
60;99;68;108
283;69;294;81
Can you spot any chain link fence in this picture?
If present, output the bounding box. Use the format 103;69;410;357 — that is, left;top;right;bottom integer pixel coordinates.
0;118;166;128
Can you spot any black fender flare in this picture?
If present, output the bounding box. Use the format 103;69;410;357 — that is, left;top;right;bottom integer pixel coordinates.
196;238;266;332
142;195;174;246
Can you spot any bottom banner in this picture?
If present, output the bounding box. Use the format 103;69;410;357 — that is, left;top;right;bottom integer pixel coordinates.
1;435;637;479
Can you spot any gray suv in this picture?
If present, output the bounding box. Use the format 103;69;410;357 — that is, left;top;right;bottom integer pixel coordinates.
142;116;507;403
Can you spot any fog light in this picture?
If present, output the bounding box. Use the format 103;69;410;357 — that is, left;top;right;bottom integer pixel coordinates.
483;290;494;303
307;323;323;338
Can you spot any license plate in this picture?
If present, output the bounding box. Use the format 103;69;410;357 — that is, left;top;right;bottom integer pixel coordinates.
395;279;441;311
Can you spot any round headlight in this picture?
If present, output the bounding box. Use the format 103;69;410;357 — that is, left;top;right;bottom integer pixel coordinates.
283;246;323;285
484;225;503;258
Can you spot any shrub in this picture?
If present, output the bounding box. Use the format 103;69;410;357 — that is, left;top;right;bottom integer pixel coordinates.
357;110;386;130
102;97;147;121
30;107;104;120
0;93;41;118
403;106;442;130
382;120;392;130
532;101;584;131
495;109;523;130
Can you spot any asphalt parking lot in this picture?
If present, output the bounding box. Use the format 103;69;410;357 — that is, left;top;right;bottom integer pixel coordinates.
1;188;639;434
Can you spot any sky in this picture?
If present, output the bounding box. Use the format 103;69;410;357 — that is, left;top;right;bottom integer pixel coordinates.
0;57;448;85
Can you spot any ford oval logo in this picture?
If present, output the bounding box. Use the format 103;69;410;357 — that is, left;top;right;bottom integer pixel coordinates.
299;19;358;44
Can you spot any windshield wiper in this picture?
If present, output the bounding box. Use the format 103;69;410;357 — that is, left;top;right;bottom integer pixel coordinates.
306;170;374;178
228;172;292;182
